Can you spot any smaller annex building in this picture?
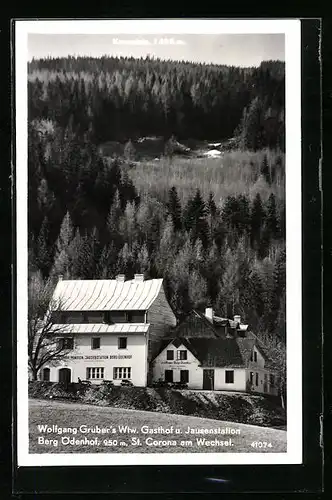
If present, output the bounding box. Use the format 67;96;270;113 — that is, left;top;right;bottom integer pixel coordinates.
152;309;278;395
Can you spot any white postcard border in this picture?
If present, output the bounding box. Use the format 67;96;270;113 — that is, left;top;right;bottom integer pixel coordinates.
15;18;302;467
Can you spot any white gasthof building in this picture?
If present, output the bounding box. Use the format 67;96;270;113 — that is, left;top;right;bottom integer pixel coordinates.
40;274;176;386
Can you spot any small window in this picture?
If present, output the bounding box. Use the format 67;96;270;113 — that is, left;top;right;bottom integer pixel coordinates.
225;370;234;384
59;337;74;350
105;312;127;324
118;337;127;349
165;370;173;382
180;370;189;383
113;367;131;380
255;372;259;386
84;312;104;324
254;351;257;362
270;374;275;386
42;368;50;381
63;312;84;324
91;337;100;350
177;350;187;361
86;367;104;380
249;371;254;384
127;311;145;323
51;312;63;323
166;350;174;360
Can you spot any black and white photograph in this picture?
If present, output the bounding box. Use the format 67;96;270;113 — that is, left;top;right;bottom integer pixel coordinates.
15;19;302;466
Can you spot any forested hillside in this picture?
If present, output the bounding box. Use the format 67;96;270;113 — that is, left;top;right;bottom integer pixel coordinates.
28;56;285;147
28;55;286;344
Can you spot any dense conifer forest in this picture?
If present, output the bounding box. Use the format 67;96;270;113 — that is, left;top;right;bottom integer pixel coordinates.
28;55;286;346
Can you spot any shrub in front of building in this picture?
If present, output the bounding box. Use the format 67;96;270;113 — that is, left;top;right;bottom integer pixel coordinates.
152;379;188;390
28;381;285;428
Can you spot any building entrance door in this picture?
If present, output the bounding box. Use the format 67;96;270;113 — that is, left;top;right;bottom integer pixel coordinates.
58;368;71;386
203;369;214;390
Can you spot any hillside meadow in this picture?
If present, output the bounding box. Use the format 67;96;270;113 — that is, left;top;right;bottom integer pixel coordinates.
127;149;285;207
29;398;287;454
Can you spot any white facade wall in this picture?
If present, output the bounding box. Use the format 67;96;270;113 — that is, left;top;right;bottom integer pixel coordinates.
214;368;247;391
246;345;278;395
152;342;278;395
152;342;203;389
251;345;265;368
152;343;248;392
246;367;278;396
41;332;148;387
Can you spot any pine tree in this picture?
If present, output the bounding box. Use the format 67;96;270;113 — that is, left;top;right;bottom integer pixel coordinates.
37;178;55;213
51;248;72;279
97;242;117;278
237;194;251;236
193;238;204;265
188;270;207;309
206;192;218;239
166;186;182;231
55;211;74;255
85;227;102;278
216;248;240;318
119;201;136;249
260;154;271;184
202;242;223;304
207;192;217;218
120;172;139;208
168;238;192;316
106;189;123;248
265;193;280;239
183;189;209;247
222;194;250;245
35;216;52;277
248;270;265;319
239;96;264;151
67;229;90;278
117;242;134;277
265;246;286;334
137;243;150;276
250;193;265;249
155;215;176;275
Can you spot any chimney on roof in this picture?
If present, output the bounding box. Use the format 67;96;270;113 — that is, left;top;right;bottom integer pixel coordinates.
116;274;125;282
234;315;241;325
205;307;213;323
58;274;63;282
134;274;145;282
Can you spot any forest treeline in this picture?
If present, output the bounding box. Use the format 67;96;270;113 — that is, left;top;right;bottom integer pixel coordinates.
28;56;285;148
28;56;286;343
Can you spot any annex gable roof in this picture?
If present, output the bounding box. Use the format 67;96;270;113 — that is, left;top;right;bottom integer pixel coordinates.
52;278;163;311
169;309;249;340
172;310;224;339
153;334;275;369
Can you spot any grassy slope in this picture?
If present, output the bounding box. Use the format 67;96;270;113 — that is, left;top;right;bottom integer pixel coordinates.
128;149;285;206
29;399;286;454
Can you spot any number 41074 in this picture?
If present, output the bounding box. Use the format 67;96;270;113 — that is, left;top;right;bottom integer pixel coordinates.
251;441;273;448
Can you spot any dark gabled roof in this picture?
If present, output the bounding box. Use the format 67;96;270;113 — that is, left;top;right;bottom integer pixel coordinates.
186;337;247;367
152;331;275;369
171;310;226;339
152;310;275;369
247;332;278;370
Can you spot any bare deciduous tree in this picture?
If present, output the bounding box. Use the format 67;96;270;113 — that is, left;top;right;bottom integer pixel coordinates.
28;272;71;381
